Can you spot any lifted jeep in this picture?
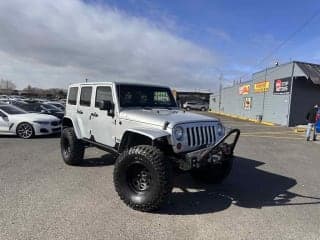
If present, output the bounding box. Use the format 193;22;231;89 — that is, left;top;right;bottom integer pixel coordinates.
60;82;240;212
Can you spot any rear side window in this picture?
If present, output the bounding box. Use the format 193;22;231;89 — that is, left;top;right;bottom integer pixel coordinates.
68;87;78;105
95;86;113;107
80;87;92;107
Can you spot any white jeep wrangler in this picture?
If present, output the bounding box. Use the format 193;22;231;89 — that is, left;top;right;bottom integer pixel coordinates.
61;82;240;212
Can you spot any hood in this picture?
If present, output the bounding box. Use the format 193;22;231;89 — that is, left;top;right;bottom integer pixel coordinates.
10;113;60;122
119;109;218;128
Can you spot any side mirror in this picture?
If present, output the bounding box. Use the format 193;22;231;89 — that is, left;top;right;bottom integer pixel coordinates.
99;100;115;117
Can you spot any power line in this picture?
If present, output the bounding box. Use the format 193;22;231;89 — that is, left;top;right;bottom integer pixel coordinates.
239;8;320;80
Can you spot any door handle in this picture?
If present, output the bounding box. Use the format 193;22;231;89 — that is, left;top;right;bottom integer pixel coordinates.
77;109;83;114
91;112;98;117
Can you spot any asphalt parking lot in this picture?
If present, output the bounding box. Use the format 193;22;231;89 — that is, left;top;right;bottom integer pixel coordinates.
1;113;320;240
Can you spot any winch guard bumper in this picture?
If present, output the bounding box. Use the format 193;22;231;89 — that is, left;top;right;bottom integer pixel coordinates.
185;129;240;169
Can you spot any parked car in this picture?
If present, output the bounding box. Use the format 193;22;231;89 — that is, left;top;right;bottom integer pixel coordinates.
0;100;10;104
60;82;240;211
13;102;64;119
0;104;61;138
0;96;10;104
0;95;9;99
183;101;208;111
44;101;65;111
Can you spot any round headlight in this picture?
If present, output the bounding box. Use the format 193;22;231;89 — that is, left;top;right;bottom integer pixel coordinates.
173;126;184;140
217;123;225;136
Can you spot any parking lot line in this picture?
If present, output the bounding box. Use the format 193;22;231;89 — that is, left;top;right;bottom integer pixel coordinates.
240;135;305;140
240;131;299;135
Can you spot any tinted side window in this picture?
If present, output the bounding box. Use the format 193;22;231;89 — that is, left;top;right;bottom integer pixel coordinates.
68;87;78;105
80;87;92;107
95;86;113;107
0;110;7;118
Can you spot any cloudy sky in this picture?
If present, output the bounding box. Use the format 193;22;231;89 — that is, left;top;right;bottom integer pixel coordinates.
0;0;319;90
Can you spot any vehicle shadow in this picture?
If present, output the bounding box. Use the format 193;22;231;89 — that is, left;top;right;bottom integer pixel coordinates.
158;157;320;215
0;133;61;139
0;135;17;139
34;133;61;139
77;153;116;167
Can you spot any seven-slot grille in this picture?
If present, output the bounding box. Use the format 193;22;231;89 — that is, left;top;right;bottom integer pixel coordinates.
186;124;215;147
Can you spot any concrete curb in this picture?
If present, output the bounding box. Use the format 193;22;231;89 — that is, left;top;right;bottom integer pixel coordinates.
208;110;276;126
294;125;307;133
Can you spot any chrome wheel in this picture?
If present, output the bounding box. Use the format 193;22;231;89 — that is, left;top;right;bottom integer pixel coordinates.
17;123;34;139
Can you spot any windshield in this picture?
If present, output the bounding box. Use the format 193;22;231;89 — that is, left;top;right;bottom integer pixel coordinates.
0;105;26;114
117;84;177;108
51;103;64;109
18;104;42;112
42;104;60;111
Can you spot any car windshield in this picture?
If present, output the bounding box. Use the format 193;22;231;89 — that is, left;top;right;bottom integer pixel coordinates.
51;103;64;108
0;105;26;114
117;84;177;108
42;104;60;111
18;104;42;112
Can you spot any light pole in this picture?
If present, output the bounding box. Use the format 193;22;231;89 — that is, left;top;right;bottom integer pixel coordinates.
210;66;224;112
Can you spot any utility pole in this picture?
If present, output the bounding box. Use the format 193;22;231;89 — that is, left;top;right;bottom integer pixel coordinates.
218;73;223;112
261;67;268;120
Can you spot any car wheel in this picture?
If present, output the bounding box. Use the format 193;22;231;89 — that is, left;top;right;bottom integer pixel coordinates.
201;107;206;111
186;107;191;111
60;127;85;165
114;145;173;212
16;122;34;139
191;156;233;184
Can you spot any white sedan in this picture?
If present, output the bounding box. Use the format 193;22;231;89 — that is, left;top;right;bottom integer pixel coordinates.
0;104;61;139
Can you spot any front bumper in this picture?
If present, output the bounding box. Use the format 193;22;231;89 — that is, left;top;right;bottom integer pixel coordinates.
33;124;62;135
183;129;240;169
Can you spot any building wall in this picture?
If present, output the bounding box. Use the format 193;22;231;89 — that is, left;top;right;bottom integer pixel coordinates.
209;93;220;111
209;62;310;126
290;76;320;126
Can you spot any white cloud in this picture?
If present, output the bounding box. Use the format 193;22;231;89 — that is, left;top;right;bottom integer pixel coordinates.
206;28;232;42
0;0;217;90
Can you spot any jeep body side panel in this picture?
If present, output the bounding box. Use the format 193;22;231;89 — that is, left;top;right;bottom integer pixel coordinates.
65;85;82;138
87;83;118;147
65;83;120;146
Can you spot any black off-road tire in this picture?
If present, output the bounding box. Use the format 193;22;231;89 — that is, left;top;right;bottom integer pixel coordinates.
191;156;233;184
113;145;173;212
60;127;85;165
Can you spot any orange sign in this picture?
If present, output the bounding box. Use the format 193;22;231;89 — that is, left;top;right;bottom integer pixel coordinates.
239;84;250;95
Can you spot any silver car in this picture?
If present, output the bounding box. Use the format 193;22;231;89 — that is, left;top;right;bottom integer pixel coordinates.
183;101;208;111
